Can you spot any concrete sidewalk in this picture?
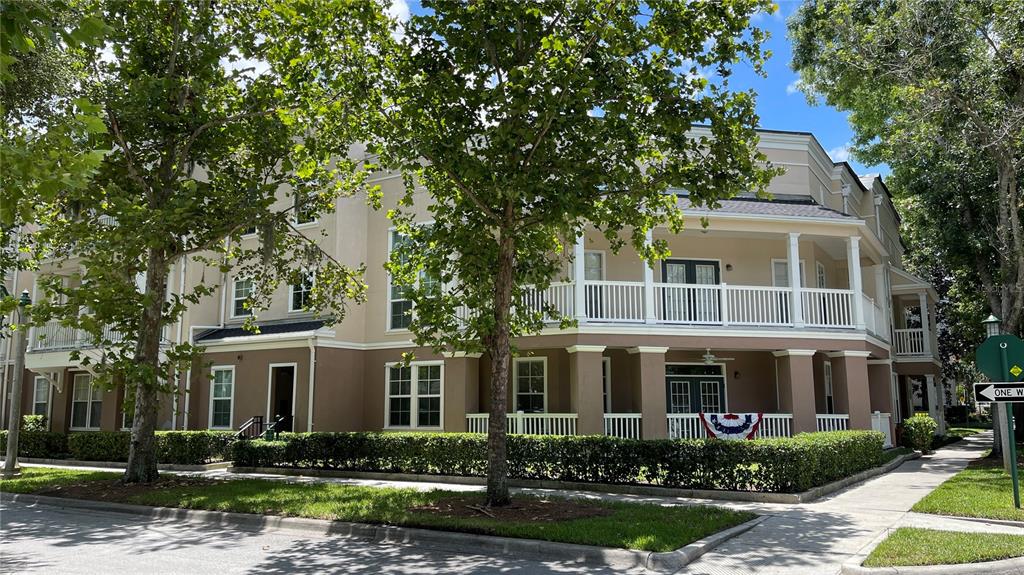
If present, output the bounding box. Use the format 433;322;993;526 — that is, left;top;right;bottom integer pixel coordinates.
5;432;1016;575
682;432;1014;575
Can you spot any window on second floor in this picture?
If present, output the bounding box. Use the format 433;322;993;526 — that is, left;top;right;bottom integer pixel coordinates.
387;229;440;331
289;272;314;312
232;278;253;317
294;192;316;225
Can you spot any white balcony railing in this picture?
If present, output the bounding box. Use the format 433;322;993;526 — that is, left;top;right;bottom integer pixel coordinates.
667;413;794;439
893;328;928;356
520;282;574;320
603;413;642;439
816;413;850;432
724;285;794;326
871;411;893;448
465;413;578;436
802;288;855;327
654;284;722;324
31;319;126;352
584;281;645;322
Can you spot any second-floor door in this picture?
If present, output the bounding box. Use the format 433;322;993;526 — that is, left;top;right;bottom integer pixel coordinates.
662;259;720;323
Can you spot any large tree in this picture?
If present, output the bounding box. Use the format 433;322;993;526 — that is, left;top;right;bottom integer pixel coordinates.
21;0;390;482
373;0;778;505
789;0;1024;337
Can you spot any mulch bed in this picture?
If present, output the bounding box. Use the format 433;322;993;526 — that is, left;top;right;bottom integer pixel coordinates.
411;495;612;522
34;475;218;503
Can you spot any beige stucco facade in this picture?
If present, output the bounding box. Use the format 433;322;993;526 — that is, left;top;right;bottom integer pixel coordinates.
2;129;941;442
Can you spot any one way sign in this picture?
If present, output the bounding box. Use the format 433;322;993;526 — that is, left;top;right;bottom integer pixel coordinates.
975;383;1024;403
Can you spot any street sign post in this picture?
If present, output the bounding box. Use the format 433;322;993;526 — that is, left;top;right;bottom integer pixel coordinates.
975;333;1024;509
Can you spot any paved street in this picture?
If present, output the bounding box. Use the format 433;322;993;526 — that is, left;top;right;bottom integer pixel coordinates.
0;501;644;575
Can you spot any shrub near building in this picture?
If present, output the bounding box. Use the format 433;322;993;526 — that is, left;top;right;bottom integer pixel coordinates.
232;430;887;494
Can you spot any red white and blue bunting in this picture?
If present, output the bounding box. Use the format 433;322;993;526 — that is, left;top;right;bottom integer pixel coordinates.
699;412;764;440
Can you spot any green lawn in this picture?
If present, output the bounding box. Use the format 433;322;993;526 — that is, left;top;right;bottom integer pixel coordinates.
864;528;1024;567
0;467;754;552
912;461;1024;522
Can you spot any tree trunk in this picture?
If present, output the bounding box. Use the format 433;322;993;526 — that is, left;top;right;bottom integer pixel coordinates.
123;249;170;484
485;226;515;507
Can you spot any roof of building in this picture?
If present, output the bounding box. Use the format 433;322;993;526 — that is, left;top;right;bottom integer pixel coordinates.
195;319;326;342
673;191;859;221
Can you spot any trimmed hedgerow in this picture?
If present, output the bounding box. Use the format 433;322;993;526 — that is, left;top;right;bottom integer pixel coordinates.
64;431;235;464
0;430;68;458
231;430;886;494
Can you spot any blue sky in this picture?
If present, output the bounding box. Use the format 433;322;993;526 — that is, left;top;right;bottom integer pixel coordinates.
394;0;886;177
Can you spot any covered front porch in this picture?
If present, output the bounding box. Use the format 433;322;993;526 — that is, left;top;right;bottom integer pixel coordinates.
456;345;895;447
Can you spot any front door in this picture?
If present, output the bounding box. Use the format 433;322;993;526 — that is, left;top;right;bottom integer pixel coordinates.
665;364;727;413
661;259;721;323
271;366;295;432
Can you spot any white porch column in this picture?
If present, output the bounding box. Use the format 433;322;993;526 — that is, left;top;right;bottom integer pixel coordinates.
643;229;656;324
847;236;865;330
925;374;945;435
918;291;932;356
874;264;889;338
787;232;804;327
573;233;586;323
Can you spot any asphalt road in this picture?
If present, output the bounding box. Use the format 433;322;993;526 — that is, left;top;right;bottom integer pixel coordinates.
0;501;647;575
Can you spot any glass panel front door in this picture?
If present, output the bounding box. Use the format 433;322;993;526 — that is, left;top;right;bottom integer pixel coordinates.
661;260;720;323
665;365;726;413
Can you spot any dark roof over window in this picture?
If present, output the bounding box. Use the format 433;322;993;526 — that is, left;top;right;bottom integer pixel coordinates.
673;191;858;221
195;319;326;342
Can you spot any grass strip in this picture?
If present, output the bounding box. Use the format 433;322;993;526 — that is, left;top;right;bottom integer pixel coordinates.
912;461;1024;522
1;467;754;552
863;528;1024;567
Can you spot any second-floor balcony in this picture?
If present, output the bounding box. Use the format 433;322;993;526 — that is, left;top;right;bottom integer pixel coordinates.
520;279;887;335
29;320;127;352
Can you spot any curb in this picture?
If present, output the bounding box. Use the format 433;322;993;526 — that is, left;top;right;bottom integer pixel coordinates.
841;556;1024;575
12;458;231;472
231;452;920;505
0;492;764;572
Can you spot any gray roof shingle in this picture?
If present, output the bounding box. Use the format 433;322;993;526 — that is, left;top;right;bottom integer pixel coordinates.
674;192;857;221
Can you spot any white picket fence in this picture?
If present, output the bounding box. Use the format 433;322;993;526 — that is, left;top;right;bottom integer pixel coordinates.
871;411;893;447
816;413;850;432
603;413;642;439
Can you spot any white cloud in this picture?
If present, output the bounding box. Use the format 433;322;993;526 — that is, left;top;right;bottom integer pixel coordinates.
786;78;802;95
388;0;410;22
827;143;853;163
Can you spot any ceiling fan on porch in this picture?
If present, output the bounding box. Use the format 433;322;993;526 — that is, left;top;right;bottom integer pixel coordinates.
701;348;735;364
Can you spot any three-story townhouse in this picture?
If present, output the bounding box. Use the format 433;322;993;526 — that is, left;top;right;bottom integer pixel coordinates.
0;128;945;445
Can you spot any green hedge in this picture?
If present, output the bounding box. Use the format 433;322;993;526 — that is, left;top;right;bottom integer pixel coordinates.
0;430;68;458
231;430;886;493
63;431;235;464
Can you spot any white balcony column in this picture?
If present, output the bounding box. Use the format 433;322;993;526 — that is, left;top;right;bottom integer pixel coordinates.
787;232;804;327
918;291;932;356
643;229;656;324
847;236;865;329
874;264;889;338
573;233;586;324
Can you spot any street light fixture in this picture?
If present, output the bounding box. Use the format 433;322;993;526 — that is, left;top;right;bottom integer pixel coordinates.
983;314;1001;339
3;289;32;478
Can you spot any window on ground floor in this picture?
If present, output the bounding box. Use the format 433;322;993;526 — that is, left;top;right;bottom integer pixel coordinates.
210;366;235;429
386;362;444;429
514;358;546;413
71;373;102;430
32;376;50;419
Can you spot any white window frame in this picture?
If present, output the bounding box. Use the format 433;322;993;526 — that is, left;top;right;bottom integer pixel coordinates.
383;360;445;430
208;366;236;430
288;270;314;313
231;278;253;318
602;356;612;413
293;192;317;226
583;249;606;281
32;376;51;425
816;261;827;289
70;373;102;431
824;360;835;414
513;357;548;413
387;229;413;332
770;258;807;287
